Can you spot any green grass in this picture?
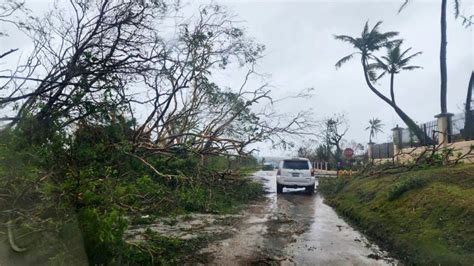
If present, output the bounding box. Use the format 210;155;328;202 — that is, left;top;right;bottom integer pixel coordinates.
319;165;474;265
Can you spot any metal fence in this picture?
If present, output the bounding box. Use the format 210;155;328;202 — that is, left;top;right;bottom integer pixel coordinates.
453;110;474;141
398;119;438;148
371;103;474;159
452;112;465;142
395;110;474;147
372;142;394;159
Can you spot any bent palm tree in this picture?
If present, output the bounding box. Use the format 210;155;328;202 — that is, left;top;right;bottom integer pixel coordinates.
371;43;422;105
366;118;384;143
334;21;427;142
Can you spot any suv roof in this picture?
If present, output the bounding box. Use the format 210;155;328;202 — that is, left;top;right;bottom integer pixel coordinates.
282;157;309;161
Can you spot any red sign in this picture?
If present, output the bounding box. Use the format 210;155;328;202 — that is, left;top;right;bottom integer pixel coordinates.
343;148;354;158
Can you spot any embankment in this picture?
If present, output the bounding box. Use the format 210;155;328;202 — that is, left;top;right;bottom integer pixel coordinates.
319;165;474;265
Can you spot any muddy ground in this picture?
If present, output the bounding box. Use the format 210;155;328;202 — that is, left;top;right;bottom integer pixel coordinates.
127;171;398;265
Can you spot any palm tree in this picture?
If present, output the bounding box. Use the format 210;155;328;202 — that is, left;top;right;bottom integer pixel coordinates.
371;43;422;105
366;118;384;143
464;71;474;140
334;21;427;142
399;0;462;114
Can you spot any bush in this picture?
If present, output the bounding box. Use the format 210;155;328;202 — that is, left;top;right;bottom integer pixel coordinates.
388;176;427;201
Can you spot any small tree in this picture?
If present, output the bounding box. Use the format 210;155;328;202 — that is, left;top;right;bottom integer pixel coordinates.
320;114;348;163
366;118;384;143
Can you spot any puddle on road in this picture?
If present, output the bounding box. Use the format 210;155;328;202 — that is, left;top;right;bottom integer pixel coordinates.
284;194;396;265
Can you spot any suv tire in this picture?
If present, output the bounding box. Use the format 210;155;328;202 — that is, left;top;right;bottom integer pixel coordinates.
305;185;314;195
276;184;283;194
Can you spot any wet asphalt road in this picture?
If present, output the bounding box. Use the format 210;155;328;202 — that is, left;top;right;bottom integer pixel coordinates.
202;170;397;265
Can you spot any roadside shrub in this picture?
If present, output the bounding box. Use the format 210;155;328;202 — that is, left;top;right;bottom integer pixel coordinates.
388;177;427;201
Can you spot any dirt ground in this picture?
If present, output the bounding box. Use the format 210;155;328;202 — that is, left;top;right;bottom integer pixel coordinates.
196;171;398;265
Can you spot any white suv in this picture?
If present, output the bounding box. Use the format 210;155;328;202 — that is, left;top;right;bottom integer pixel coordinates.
276;158;315;195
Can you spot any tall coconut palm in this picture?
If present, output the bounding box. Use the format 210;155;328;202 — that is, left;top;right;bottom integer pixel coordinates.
464;71;474;140
399;0;462;114
366;118;384;143
371;43;422;105
334;21;427;142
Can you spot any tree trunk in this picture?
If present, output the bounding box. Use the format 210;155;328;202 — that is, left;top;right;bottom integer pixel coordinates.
362;58;428;143
464;71;474;140
390;72;396;104
334;143;342;163
440;0;448;114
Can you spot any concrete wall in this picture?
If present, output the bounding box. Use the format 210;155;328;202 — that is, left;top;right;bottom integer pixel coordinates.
373;140;474;165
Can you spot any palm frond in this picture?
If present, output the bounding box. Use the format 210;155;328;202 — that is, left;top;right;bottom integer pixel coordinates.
399;51;422;66
385;38;402;49
370;21;384;34
374;56;390;73
399;47;413;59
389;44;401;61
362;21;370;37
367;62;380;69
398;0;410;13
367;69;378;82
333;34;357;44
375;71;387;81
368;58;388;72
401;65;422;71
381;31;400;42
335;53;357;69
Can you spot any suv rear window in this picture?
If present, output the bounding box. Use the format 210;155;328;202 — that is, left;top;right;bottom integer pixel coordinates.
282;160;309;170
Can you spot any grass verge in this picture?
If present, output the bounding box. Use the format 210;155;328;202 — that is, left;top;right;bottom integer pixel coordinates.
318;164;474;265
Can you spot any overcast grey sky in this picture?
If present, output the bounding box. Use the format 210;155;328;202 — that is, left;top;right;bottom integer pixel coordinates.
210;0;473;156
1;0;473;157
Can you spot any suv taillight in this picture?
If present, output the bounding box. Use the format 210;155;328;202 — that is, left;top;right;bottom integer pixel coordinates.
277;169;281;176
311;169;315;176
